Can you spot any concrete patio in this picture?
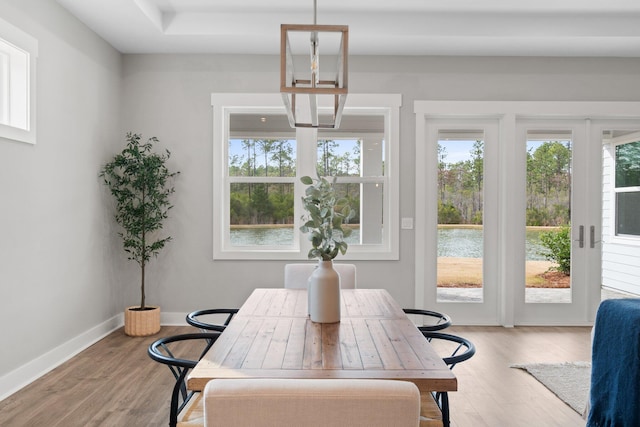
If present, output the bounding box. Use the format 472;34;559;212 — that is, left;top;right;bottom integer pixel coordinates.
437;286;636;303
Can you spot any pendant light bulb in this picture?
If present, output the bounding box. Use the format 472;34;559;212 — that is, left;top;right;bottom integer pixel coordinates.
310;34;319;87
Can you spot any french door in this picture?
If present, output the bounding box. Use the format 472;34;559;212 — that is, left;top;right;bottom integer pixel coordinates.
513;119;599;324
414;101;640;326
417;118;500;325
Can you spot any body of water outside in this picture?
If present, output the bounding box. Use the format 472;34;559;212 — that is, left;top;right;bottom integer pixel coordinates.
230;226;550;260
229;227;361;246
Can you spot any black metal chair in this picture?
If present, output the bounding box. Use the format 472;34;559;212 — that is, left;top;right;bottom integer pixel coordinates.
186;308;238;332
403;308;452;332
148;332;221;427
420;332;476;427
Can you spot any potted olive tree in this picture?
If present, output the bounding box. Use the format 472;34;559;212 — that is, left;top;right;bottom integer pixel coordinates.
299;174;353;323
100;132;179;336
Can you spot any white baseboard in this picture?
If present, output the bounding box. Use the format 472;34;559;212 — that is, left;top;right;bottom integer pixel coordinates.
0;312;194;402
0;314;123;402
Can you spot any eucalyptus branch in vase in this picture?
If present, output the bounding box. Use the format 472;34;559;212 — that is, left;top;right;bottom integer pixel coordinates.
299;174;354;261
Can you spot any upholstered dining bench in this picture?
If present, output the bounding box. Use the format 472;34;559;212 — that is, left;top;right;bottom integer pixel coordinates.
167;383;444;427
202;378;424;427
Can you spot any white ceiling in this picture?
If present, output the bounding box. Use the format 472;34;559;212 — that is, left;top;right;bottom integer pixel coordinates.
57;0;640;57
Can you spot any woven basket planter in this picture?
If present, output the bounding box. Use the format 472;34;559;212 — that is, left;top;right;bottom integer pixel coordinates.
124;306;161;336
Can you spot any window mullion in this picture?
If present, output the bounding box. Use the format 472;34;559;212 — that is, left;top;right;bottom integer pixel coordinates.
295;127;318;257
615;186;640;193
333;176;385;184
228;176;295;184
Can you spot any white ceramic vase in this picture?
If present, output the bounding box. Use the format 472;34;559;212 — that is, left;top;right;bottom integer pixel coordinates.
308;260;341;323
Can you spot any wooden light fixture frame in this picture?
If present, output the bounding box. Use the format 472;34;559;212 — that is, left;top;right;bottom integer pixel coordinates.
280;23;348;129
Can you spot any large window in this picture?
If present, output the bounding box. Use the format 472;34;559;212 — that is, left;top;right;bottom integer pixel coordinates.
212;93;400;260
614;138;640;237
0;17;37;144
227;115;297;248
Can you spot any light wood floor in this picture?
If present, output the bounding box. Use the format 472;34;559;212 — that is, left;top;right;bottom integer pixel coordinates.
0;325;592;427
446;326;591;427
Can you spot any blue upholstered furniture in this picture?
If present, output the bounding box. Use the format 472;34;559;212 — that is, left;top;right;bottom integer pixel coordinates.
587;298;640;427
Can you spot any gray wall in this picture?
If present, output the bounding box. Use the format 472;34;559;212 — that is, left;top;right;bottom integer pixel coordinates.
0;0;122;380
121;54;640;315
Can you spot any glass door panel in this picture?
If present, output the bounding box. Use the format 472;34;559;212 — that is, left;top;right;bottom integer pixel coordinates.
524;131;573;303
437;133;485;303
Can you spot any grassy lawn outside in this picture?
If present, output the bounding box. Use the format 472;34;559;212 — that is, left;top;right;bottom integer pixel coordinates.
437;257;570;288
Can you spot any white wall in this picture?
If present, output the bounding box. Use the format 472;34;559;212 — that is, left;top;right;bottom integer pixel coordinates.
121;54;640;316
602;138;640;295
0;0;123;394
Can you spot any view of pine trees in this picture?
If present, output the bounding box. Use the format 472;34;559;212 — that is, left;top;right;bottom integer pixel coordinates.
438;140;485;224
229;137;572;228
525;140;572;226
438;140;572;226
228;138;362;225
615;139;640;187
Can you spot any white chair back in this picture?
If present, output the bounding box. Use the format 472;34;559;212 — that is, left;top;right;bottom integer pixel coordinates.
283;263;315;289
284;263;356;289
334;263;356;289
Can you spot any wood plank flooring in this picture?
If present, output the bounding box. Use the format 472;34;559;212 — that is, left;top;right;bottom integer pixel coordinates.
446;326;592;427
0;325;592;427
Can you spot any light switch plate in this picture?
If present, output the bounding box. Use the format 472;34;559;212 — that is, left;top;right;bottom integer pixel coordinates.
401;217;414;229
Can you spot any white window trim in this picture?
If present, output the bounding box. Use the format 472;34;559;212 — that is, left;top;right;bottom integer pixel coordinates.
211;93;401;260
0;17;37;145
606;130;640;245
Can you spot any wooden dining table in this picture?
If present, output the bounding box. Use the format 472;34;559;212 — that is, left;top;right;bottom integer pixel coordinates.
187;288;457;393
